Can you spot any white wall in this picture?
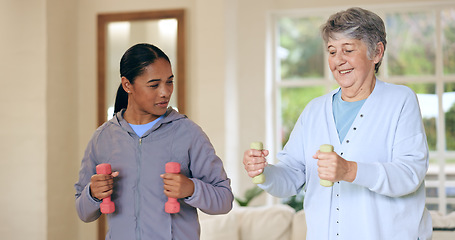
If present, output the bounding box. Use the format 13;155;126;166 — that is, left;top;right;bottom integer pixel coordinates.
46;0;79;239
0;1;47;239
0;0;440;239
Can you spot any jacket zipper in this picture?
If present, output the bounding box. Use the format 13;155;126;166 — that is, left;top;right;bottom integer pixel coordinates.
135;137;143;240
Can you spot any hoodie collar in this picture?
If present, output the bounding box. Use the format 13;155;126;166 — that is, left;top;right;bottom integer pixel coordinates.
113;107;187;136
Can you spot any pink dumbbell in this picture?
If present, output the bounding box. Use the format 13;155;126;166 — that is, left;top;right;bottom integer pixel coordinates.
96;163;116;214
165;162;181;214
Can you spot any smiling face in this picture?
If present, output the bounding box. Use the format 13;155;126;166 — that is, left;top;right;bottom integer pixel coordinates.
327;33;383;101
122;58;174;124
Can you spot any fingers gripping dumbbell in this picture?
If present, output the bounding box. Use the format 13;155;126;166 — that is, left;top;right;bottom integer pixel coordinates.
251;142;266;184
165;162;181;214
96;163;116;214
319;144;334;187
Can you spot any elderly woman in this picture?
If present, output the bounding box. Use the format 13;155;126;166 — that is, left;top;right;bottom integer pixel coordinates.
243;7;432;240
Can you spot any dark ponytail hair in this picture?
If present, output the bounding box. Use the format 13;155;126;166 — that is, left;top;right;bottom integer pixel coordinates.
113;43;171;114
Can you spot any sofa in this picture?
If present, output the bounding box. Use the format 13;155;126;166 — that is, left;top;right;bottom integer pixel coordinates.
199;204;455;240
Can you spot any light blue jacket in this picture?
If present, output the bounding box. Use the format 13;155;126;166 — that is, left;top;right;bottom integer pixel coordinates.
75;108;233;240
260;80;432;239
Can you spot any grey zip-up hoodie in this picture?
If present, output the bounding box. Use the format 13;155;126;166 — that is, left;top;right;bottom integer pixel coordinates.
75;108;233;240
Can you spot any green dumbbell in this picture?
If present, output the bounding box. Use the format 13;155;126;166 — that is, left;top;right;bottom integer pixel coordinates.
251;142;266;184
319;144;334;187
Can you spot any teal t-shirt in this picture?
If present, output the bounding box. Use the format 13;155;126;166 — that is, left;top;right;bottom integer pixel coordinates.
332;90;366;142
129;115;164;137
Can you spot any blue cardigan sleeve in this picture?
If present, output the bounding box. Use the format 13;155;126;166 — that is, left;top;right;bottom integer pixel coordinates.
353;86;429;197
259;112;308;198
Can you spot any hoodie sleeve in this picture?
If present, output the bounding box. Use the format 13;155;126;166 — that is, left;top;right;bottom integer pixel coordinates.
183;125;234;215
74;132;102;222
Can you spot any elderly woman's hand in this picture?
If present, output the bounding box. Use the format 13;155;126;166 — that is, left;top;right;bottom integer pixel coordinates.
243;148;269;178
313;151;357;183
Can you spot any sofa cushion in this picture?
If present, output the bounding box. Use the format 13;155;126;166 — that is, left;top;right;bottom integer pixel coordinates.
430;211;455;240
199;210;239;240
292;210;307;240
430;211;455;230
199;208;455;240
236;204;295;240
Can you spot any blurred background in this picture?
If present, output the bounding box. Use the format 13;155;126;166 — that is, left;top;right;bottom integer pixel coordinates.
0;0;454;239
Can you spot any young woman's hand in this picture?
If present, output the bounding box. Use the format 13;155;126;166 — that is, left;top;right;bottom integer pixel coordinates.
161;173;195;199
90;171;119;200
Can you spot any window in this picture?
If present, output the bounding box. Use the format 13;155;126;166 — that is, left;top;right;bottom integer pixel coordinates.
269;2;455;214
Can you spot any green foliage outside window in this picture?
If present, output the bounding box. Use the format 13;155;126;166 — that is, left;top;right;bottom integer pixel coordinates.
445;83;455;152
445;105;455;151
442;9;455;75
386;12;436;76
279;17;325;79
